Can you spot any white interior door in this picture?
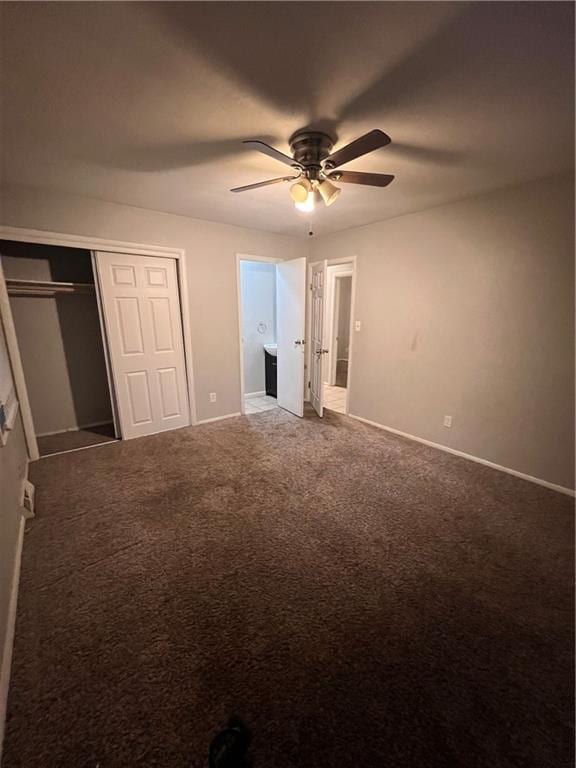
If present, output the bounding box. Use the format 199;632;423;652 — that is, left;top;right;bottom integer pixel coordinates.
95;252;190;439
310;261;327;416
277;257;306;417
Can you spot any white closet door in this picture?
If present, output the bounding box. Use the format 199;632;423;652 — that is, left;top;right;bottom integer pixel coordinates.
276;257;306;417
95;252;189;439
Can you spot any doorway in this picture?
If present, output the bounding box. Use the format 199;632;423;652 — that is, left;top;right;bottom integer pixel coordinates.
308;259;356;417
324;268;353;414
237;255;307;418
239;259;279;415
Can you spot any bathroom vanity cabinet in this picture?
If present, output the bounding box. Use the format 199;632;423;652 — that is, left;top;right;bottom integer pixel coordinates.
264;349;277;398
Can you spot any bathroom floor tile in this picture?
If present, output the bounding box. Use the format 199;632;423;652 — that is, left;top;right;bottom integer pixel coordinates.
244;395;279;415
250;397;278;409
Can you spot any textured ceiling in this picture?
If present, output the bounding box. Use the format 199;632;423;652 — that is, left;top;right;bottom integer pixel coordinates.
1;2;574;237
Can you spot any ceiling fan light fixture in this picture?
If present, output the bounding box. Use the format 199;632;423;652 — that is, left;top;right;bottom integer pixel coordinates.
294;190;316;213
290;178;311;204
317;178;341;207
293;180;319;213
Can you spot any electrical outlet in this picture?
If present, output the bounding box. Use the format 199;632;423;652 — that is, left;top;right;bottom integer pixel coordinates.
443;415;453;428
209;392;217;403
354;320;362;331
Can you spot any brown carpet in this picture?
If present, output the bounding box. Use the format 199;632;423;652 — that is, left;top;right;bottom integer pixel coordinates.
4;408;574;767
37;423;116;457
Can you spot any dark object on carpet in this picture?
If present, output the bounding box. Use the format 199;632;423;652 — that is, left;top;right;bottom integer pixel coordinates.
335;359;348;388
37;422;116;456
208;717;251;768
4;408;574;767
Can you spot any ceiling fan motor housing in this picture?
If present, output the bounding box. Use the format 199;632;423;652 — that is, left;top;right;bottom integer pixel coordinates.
289;131;335;178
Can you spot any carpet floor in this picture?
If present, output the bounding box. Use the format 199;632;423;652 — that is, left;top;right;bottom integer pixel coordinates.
4;408;574;767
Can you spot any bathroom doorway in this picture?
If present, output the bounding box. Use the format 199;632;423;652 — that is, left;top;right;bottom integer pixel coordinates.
238;258;279;415
236;255;307;418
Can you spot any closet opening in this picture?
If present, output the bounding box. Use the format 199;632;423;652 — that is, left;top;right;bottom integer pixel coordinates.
1;240;118;458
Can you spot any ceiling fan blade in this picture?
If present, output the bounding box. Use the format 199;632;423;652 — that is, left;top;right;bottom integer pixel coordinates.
329;171;395;187
324;129;391;169
243;140;300;168
230;175;298;193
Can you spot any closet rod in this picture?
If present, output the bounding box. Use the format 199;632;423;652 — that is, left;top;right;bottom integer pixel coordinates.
6;278;95;297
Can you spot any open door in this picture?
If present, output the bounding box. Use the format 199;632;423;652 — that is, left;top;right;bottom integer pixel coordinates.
277;257;306;417
94;251;190;439
310;260;327;416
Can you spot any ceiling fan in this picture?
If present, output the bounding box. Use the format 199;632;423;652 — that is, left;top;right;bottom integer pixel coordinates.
230;129;394;212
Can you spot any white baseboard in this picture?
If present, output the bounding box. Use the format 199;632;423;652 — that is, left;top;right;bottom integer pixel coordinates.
196;412;241;425
245;391;266;400
0;515;25;762
348;413;575;497
36;420;114;438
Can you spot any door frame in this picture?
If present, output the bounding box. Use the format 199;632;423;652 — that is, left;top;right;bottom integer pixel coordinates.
306;256;357;415
328;268;354;386
0;225;198;460
235;253;281;414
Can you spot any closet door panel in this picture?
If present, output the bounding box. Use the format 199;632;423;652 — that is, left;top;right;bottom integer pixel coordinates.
149;297;174;352
157;367;181;419
115;297;144;355
95;252;190;439
126;370;153;425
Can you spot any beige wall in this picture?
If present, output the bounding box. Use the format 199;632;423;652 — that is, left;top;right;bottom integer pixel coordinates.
311;174;575;490
0;184;307;421
2;246;112;435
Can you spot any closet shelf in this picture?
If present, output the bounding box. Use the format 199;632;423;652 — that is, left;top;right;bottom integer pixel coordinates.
6;278;95;296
